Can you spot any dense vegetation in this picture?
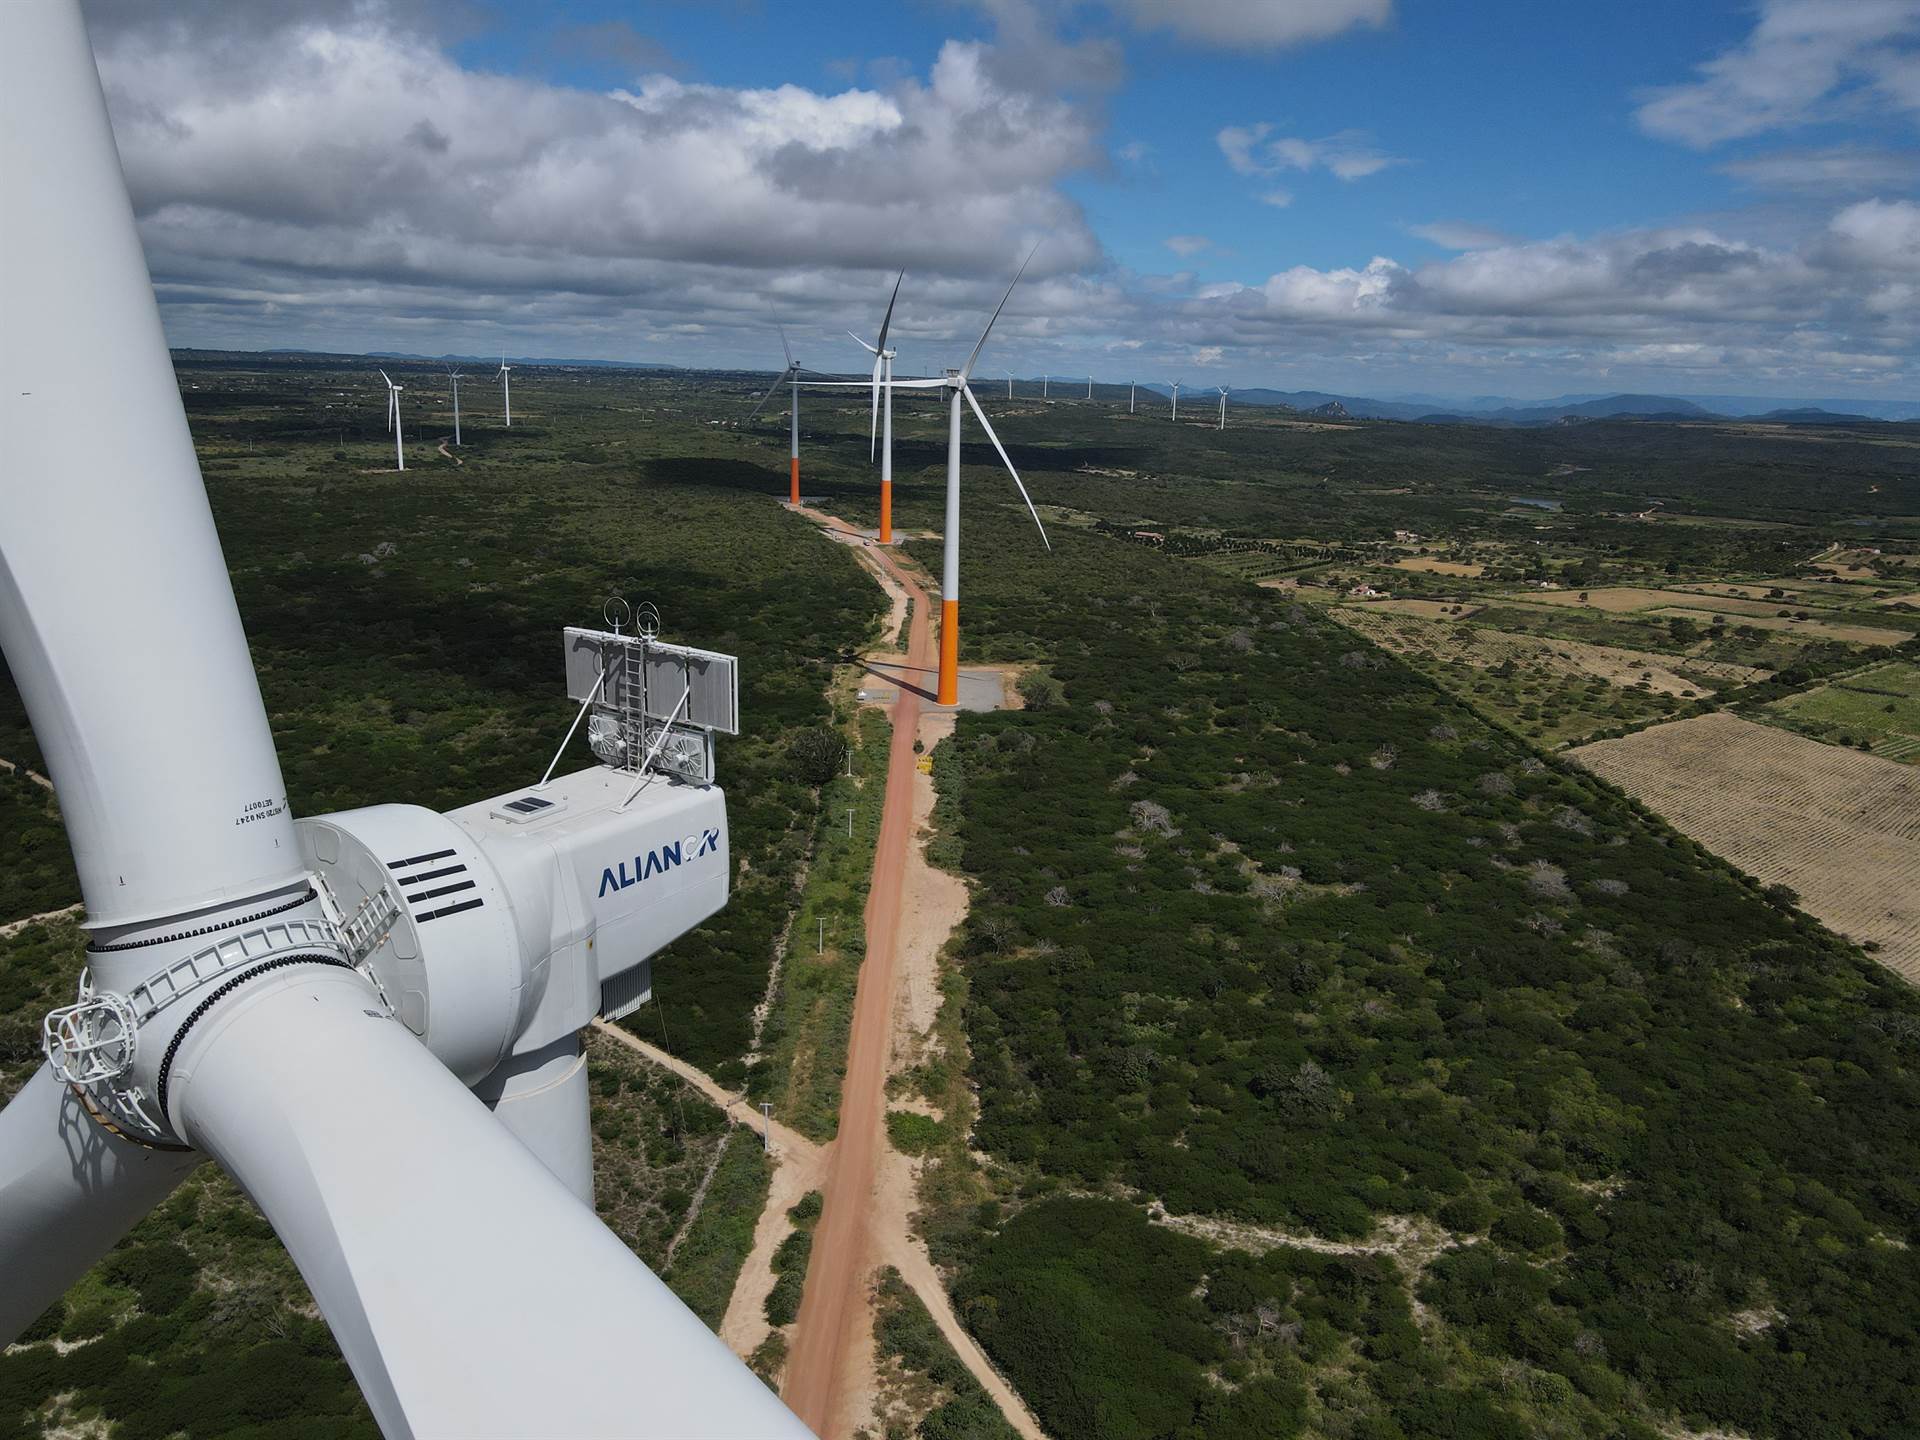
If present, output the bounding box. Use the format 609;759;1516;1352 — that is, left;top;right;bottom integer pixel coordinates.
0;360;879;1437
873;1266;1019;1440
5;355;1918;1436
899;495;1920;1439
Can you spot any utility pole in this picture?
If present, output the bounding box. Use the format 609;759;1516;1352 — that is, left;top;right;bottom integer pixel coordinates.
847;807;854;838
761;1102;771;1153
818;916;824;955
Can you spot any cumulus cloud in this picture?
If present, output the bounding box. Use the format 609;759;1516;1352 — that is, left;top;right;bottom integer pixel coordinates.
1636;0;1920;147
1217;125;1401;180
1165;235;1212;256
1111;0;1391;50
66;0;1920;394
1408;220;1513;250
1722;144;1920;193
80;0;1104;362
1826;197;1920;270
1143;209;1918;390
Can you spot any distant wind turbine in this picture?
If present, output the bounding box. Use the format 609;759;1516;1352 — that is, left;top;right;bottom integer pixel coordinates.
848;271;904;543
1086;375;1093;400
495;353;513;427
929;252;1050;705
1129;381;1136;414
747;325;809;504
1004;368;1015;400
1169;379;1182;422
1217;386;1230;430
379;368;405;471
446;366;465;447
860;251;1051;705
1042;373;1050;399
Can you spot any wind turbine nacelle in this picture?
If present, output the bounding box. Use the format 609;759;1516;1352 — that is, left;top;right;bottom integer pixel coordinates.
297;770;727;1084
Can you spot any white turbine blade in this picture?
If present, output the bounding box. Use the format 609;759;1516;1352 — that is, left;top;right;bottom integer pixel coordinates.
961;240;1041;383
778;323;793;371
870;355;882;459
0;1065;201;1339
848;329;880;355
746;370;785;419
962;382;1049;553
875;268;903;354
4;0;315;928
173;965;812;1439
800;377;944;390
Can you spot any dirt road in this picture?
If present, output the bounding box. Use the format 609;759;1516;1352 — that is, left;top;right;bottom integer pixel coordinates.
781;533;933;1436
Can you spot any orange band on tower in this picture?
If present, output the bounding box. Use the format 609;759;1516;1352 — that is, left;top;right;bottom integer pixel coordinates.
789;456;800;504
938;599;959;706
879;480;892;545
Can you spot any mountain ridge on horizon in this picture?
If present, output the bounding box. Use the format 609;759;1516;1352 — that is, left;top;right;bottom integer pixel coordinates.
167;348;1919;423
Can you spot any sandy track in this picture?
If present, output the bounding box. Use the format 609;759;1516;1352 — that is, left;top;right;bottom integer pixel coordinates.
589;1019;816;1154
0;903;83;940
771;508;1042;1437
0;755;54;791
781;536;931;1436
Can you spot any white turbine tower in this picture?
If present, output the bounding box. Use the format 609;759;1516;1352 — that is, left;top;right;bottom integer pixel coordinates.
1005;368;1015;400
912;251;1051;705
446;365;464;447
848;271;904;544
495;352;513;427
1170;379;1183;421
379;368;405;471
1042;373;1050;399
746;325;809;505
1218;385;1231;430
1130;380;1136;414
1086;375;1093;400
0;8;811;1438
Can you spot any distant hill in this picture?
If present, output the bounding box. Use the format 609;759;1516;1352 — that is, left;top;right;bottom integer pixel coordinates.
1480;394;1719;424
170;349;1917;425
1754;407;1874;424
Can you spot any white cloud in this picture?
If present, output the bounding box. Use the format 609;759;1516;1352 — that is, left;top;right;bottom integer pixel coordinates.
66;1;1920;394
1165;234;1212;256
1408;221;1512;250
1636;0;1920;147
1721;144;1920;192
1826;197;1920;270
1218;124;1401;181
1112;0;1391;50
1145;208;1918;390
82;0;1103;362
1258;189;1295;208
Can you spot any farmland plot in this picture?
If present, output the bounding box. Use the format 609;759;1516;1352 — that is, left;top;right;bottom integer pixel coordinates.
1333;606;1755;695
1644;607;1913;647
1572;712;1920;982
1767;661;1920;761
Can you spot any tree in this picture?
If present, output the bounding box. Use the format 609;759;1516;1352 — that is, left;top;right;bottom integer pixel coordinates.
786;727;849;786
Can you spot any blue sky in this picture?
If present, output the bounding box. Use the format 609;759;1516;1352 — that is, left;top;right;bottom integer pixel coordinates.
85;0;1920;401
